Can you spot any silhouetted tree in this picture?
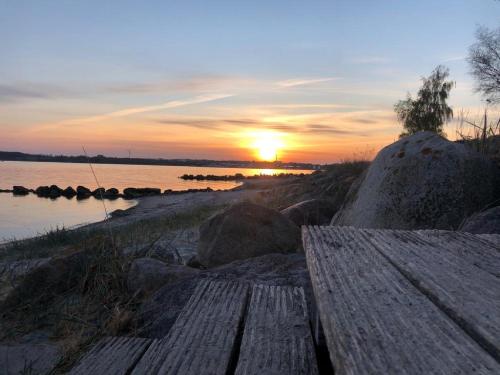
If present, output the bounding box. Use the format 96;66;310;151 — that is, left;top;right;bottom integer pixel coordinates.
394;66;454;137
468;26;500;104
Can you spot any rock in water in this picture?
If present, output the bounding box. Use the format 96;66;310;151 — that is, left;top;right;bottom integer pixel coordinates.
333;131;500;229
197;202;301;267
281;199;336;226
76;185;92;198
461;206;500;234
123;187;161;198
61;186;77;198
104;187;119;198
127;258;199;295
48;184;63;198
35;186;50;197
12;186;29;195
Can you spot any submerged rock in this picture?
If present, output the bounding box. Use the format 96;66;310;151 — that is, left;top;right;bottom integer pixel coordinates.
333;131;500;230
48;185;63;198
76;185;92;198
197;202;301;267
104;187;119;198
123;187;161;198
281;199;337;226
12;186;29;195
35;186;50;197
61;186;77;198
461;206;500;234
92;187;105;198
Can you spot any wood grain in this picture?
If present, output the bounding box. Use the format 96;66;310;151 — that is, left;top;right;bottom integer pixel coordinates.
303;226;500;375
235;284;318;375
69;336;153;375
132;279;249;375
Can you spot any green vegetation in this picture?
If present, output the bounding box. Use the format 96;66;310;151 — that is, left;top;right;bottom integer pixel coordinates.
394;66;454;137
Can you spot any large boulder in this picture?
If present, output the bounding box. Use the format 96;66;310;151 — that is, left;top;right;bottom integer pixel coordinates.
197;202;301;267
281;199;336;226
127;258;199;295
333;131;500;230
461;206;500;234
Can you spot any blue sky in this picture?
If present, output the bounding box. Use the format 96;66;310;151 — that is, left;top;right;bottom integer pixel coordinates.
1;1;499;162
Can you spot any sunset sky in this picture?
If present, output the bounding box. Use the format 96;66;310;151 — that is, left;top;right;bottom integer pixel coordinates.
1;1;499;163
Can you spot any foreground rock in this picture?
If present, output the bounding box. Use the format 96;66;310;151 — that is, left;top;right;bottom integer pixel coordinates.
197;202;301;267
461;206;500;234
333;131;500;230
0;342;61;375
0;258;51;302
2;250;88;310
127;258;199;295
138;253;310;338
281;199;336;226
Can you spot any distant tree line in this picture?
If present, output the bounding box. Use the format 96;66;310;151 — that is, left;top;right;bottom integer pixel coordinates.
0;151;317;170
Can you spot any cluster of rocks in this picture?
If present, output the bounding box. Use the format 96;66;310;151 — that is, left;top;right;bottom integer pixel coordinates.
180;173;305;181
4;185;220;199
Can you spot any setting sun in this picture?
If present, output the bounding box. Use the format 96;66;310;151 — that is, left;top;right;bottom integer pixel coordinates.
250;131;285;161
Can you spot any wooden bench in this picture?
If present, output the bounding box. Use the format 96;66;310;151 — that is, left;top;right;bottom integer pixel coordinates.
235;284;318;375
69;337;154;375
132;279;249;374
303;226;500;374
361;228;500;360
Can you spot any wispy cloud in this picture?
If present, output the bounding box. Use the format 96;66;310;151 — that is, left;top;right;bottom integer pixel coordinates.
350;56;391;64
276;77;336;88
441;55;466;63
60;94;233;125
0;83;69;102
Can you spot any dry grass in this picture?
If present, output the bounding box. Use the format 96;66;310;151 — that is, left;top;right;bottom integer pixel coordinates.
0;204;225;373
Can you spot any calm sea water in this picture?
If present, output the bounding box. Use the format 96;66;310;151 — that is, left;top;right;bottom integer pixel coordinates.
0;161;311;241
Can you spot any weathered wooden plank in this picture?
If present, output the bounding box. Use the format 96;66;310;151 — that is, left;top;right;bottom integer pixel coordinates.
132;279;249;375
235;284;318;375
363;228;500;361
69;336;154;375
477;233;500;246
303;226;500;375
411;229;500;277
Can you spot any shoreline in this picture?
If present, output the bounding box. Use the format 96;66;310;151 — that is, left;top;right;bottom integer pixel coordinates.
0;178;286;246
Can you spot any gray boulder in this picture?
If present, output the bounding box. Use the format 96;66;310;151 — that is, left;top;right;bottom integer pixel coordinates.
0;342;61;375
333;131;500;230
197;202;301;267
281;199;336;226
127;258;199;295
461;206;500;234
